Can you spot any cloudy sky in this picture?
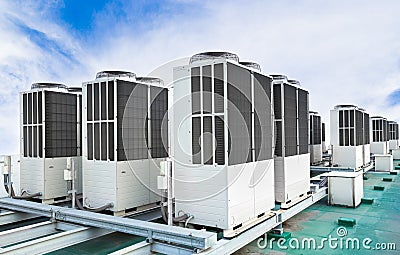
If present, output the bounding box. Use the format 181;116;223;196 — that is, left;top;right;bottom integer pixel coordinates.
0;0;399;154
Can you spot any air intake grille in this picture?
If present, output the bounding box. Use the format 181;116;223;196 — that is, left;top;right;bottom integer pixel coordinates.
86;79;168;162
298;89;309;154
364;113;370;144
189;62;273;166
227;63;252;164
310;115;321;145
372;118;388;142
150;87;169;158
44;92;79;158
389;122;399;140
322;123;326;142
284;85;297;156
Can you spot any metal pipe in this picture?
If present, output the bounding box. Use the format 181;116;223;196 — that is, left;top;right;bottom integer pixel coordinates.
71;158;76;209
75;195;113;212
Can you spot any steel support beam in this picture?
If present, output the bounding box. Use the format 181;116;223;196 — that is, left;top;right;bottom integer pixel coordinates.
0;226;111;254
0;211;40;226
0;198;217;251
108;241;151;255
0;221;56;247
310;166;355;172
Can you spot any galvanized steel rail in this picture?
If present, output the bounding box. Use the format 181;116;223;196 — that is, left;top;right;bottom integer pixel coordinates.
0;197;217;251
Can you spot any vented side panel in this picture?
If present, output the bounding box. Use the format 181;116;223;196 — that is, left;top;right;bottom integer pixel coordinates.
94;123;100;160
45;91;78;158
87;83;93;121
192;117;201;164
215;116;225;165
355;110;363;146
108;81;114;120
202;65;212;114
311;115;321;145
150;87;168;158
284;85;297;156
214;64;224;113
275;121;282;156
364;113;369;144
227;63;252;165
101;122;107;160
191;67;200;114
108;123;114;161
87;123;93;160
273;84;282;119
322;122;325;142
101;82;107;120
94;83;99;121
23;94;27;125
203;116;213;164
117;81;148;161
298;89;308;154
254;73;273;160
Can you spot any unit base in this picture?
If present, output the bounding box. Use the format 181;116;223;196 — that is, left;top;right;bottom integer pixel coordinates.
112;201;161;217
31;195;73;205
279;192;310;209
223;211;275;238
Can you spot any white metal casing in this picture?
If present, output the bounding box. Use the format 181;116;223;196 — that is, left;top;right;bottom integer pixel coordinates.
20;157;82;200
388;140;399;151
328;171;363;207
274;154;310;203
172;59;275;230
309;144;322;164
82;77;166;212
370;141;389;155
374;154;393;172
392;149;400;160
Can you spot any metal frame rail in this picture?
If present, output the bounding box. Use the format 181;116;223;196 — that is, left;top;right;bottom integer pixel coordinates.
0;198;217;253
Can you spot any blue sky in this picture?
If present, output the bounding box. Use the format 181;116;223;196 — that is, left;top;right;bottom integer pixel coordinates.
0;0;400;154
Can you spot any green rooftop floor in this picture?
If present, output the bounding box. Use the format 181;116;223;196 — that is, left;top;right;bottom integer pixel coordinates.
237;170;400;254
46;168;400;255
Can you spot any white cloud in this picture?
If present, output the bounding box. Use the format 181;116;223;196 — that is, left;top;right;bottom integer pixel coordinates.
0;0;400;153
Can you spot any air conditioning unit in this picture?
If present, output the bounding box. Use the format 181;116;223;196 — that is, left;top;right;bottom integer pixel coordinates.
20;83;82;203
388;121;399;151
330;105;370;169
370;116;389;155
82;71;168;214
309;111;322;164
271;75;310;208
173;52;275;236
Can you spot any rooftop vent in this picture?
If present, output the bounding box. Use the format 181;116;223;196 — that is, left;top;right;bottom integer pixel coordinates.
288;79;301;86
96;71;136;79
239;62;261;72
190;52;239;64
136;77;164;86
270;74;288;81
67;87;83;93
31;83;68;90
334;104;357;109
